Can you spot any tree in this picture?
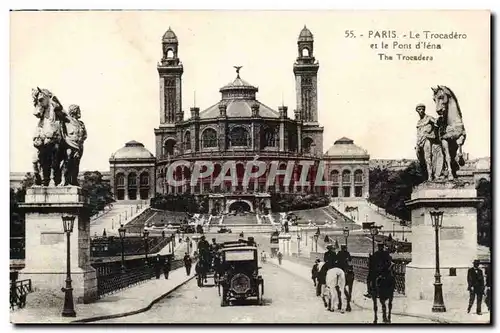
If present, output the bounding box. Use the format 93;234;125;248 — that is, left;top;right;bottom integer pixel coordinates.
368;162;425;221
10;172;35;238
81;171;115;216
476;178;491;248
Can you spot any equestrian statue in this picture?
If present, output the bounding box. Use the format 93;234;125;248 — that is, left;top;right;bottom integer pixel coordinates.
31;87;87;187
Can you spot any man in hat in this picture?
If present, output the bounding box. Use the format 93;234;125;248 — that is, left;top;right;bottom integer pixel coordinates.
372;243;392;275
153;254;164;279
336;244;352;273
311;259;321;287
467;259;485;315
183;252;192;276
365;243;392;298
323;245;337;267
197;235;210;263
415;103;439;181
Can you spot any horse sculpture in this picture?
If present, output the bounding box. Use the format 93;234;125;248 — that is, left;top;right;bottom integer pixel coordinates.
371;264;396;324
432;85;467;180
31;88;66;186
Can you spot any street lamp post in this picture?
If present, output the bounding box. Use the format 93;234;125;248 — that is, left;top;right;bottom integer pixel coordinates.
313;234;319;253
401;221;405;241
297;234;301;256
370;225;379;254
430;210;446;312
61;214;76;317
343;227;350;250
143;229;150;266
118;224;126;273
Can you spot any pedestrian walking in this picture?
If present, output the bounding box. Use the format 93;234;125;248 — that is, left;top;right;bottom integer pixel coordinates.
467;259;485;315
484;264;491;312
277;251;283;265
153;254;163;279
183;252;192;276
163;256;171;279
311;259;320;287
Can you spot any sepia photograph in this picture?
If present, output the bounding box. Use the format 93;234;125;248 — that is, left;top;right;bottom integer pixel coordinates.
8;9;491;325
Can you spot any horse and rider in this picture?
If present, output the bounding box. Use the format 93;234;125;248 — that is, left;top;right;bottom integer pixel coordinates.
195;235;211;286
366;243;396;324
316;244;354;313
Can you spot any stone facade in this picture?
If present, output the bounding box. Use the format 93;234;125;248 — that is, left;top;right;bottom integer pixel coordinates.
109;141;156;201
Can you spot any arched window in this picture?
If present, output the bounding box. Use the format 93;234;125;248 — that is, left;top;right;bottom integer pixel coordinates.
166;49;174;59
115;173;125;200
288;129;298;152
116;173;125;187
330;170;339;183
302;137;314;154
229;127;249;147
301;48;310;57
354;170;363;183
262;126;277;148
140;172;149;186
164;139;176;156
342;170;351;184
184;131;191;150
139;172;150;199
127;172;137;200
202;128;218;148
128;173;137;187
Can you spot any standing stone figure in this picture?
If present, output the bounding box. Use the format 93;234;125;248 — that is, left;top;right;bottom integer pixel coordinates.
60;104;87;186
415;103;442;181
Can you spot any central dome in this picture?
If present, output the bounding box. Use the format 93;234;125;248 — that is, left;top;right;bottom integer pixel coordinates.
110;140;155;160
219;67;258;100
198;68;279;119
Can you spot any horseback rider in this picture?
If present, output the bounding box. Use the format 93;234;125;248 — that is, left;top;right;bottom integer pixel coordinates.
323;245;338;268
317;245;339;297
365;243;392;298
336;245;352;273
372;243;392;275
197;235;210;264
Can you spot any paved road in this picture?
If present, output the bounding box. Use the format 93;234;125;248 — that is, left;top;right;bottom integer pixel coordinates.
99;263;437;324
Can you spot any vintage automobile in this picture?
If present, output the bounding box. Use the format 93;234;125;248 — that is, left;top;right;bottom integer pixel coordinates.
217;241;264;306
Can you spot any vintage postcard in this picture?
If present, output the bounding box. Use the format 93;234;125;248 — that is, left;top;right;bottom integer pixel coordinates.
9;10;491;324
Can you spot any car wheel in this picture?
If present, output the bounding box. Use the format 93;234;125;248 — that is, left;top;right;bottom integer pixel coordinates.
257;284;264;306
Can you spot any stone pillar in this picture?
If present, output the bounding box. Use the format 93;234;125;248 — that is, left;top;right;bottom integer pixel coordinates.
405;182;480;307
278;234;292;256
19;186;97;304
124;173;129;200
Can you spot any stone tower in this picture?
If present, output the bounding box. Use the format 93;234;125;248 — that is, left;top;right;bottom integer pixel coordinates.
293;25;319;124
158;27;183;126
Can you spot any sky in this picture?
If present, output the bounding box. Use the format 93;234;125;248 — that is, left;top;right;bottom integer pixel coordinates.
9;10;490;172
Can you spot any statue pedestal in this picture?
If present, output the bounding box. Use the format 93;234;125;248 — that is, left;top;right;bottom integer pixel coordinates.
405;181;480;305
278;234;292;256
19;186;98;303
